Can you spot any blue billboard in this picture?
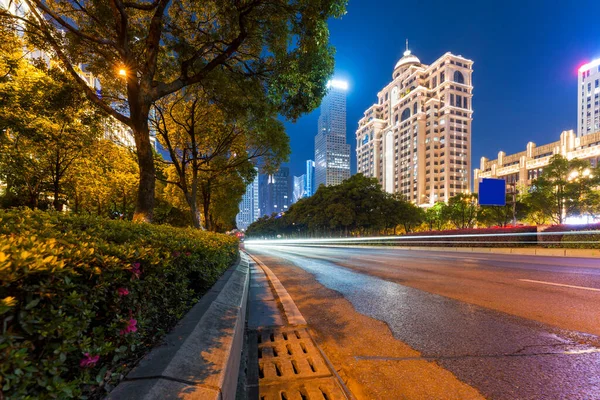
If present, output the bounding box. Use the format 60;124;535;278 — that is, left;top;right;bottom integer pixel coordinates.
478;178;506;206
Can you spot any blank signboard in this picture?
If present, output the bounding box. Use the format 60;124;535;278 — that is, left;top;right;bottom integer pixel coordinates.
478;178;506;206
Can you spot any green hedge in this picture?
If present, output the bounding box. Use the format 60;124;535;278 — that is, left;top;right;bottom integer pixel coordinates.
393;226;538;247
0;209;238;399
559;233;600;249
538;223;600;247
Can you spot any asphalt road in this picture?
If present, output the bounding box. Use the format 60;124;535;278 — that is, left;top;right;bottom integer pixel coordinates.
245;245;600;400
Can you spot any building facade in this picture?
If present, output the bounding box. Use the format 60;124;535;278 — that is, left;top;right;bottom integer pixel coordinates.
474;130;600;192
259;167;291;217
292;174;306;204
356;46;473;206
578;58;600;137
305;160;315;197
314;80;351;189
235;172;260;231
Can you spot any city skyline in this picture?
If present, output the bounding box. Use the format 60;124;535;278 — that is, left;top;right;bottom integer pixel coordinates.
281;0;600;181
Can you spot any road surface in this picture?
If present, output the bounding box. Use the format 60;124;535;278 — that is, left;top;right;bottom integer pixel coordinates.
245;245;600;400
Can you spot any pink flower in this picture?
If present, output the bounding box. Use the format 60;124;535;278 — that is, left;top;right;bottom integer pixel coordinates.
79;353;99;368
130;263;141;278
117;288;129;296
185;252;191;257
120;318;138;335
172;251;180;257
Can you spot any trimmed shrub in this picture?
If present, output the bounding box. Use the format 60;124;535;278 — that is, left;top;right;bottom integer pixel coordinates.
560;233;600;249
393;226;538;247
0;209;238;399
539;223;600;247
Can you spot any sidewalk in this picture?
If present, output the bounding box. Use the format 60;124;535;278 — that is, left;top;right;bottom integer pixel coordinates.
241;252;353;400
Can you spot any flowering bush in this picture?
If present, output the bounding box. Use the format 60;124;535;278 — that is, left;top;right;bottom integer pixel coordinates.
0;209;238;399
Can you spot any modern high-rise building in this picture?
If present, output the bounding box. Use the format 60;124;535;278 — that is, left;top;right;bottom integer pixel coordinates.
292;174;306;203
305;160;315;197
578;58;600;137
235;172;259;231
356;44;473;206
259;167;291;217
314;80;351;189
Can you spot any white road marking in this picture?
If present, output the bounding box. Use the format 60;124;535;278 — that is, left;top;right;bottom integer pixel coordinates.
519;279;600;292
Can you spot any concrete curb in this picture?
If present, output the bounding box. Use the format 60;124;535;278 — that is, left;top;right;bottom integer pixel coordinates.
244;251;307;326
106;253;250;400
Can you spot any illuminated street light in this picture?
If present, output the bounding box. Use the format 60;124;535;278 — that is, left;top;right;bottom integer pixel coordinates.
118;68;127;77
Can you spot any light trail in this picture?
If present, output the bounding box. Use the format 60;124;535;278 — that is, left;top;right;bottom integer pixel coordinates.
244;230;600;246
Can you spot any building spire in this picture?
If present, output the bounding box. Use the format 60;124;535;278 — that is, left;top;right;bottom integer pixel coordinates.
403;39;411;56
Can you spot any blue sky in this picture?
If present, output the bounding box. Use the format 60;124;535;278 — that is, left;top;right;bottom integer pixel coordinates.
282;0;600;179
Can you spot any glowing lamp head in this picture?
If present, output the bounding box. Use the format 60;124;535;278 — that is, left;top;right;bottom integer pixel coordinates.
326;79;349;90
118;68;127;77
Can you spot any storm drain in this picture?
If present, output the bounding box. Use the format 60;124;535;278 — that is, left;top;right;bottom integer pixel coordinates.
248;327;348;400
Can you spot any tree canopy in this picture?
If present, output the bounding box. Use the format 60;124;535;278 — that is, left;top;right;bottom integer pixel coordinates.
1;0;347;222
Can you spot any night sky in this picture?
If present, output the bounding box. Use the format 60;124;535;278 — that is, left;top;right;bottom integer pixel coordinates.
282;0;600;182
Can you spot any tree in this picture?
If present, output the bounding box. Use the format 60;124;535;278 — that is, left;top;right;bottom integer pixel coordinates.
0;39;102;210
423;202;447;231
2;0;347;222
525;155;598;224
152;83;289;229
444;193;478;229
477;193;527;227
66;140;139;217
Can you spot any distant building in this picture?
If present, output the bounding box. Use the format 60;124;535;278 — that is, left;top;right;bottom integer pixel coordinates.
474;130;600;193
235;172;259;230
314;80;351;189
292;174;306;203
356;43;473;206
259;167;291;217
305;160;315;197
578;58;600;137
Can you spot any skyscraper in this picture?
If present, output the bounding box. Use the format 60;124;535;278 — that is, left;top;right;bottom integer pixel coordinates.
305;160;315;197
259;167;291;216
578;58;600;137
314;80;351;189
235;172;259;230
292;175;306;203
356;45;473;206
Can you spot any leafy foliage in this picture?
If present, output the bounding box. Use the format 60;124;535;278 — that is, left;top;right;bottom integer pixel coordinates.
522;155;600;224
152;83;289;230
1;0;347;221
0;209;237;399
246;174;424;238
0;37;103;211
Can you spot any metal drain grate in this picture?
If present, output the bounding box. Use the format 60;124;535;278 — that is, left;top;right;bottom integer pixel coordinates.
248;327;347;400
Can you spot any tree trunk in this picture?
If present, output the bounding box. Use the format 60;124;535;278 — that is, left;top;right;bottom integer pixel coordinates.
53;181;62;211
131;110;155;223
201;179;212;231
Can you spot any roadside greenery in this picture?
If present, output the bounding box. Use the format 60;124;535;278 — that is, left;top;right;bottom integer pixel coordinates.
0;0;348;222
152;82;289;231
0;209;238;399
